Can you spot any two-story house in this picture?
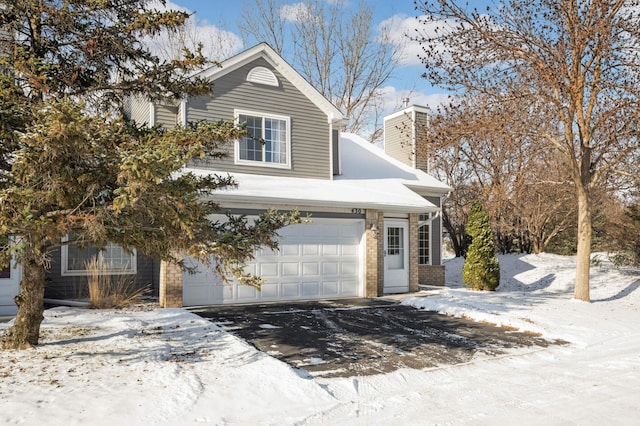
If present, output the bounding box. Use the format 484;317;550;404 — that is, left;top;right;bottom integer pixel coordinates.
152;43;451;307
0;42;451;314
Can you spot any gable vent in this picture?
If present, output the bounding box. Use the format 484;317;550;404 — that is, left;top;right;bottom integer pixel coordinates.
247;66;279;87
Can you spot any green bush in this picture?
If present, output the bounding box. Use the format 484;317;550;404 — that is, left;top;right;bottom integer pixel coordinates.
462;201;500;291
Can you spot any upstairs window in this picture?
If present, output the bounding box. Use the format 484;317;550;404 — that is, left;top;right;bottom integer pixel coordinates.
236;110;290;168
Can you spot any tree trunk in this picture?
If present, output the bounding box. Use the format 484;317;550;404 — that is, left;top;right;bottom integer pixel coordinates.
442;208;463;257
574;186;592;302
1;254;46;350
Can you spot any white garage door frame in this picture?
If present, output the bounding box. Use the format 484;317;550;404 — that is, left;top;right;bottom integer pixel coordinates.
183;217;365;306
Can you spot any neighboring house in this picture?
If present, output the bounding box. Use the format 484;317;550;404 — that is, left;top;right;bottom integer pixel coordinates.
4;42;450;312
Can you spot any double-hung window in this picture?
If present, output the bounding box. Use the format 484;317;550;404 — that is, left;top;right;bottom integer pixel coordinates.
62;240;136;276
418;213;431;265
236;110;290;168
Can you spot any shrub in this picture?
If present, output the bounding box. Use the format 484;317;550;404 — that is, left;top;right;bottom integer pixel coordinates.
85;258;149;309
462;201;500;291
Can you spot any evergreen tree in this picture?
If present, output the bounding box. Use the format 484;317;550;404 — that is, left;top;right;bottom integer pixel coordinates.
0;1;298;350
462;201;500;291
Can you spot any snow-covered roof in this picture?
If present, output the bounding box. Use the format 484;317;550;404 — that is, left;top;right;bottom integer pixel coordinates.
183;132;450;214
337;132;452;195
186;169;439;214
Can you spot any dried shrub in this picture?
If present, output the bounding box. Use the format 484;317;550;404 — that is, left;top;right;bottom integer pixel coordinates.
85;258;149;309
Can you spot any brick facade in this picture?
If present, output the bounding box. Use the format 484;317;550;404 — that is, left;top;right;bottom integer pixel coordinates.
364;209;384;297
408;213;419;292
159;259;183;308
418;265;445;286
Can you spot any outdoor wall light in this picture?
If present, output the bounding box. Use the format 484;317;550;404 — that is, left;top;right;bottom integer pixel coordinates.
370;223;378;236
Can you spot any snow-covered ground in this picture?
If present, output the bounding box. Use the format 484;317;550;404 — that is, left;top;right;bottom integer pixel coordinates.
1;253;639;425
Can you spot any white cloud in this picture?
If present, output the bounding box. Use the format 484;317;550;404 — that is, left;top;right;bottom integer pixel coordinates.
145;1;243;63
380;14;458;67
379;85;451;115
279;3;314;23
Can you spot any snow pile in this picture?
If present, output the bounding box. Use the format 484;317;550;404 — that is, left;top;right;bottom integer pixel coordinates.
2;253;640;425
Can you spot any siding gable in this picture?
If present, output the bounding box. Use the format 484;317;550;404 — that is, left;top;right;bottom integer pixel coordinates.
384;112;414;167
188;57;332;180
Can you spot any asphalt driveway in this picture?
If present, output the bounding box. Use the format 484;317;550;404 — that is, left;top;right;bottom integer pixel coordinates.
193;298;557;378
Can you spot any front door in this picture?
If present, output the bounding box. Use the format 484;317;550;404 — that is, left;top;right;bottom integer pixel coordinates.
384;219;409;294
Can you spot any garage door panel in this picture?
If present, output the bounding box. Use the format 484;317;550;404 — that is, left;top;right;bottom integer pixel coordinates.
301;281;320;296
184;219;364;305
260;283;279;298
322;244;339;256
281;282;301;297
341;280;359;295
322;262;339;275
341;262;358;275
259;262;278;277
237;285;258;300
302;244;319;256
258;247;278;257
341;244;359;256
323;281;339;295
281;262;300;277
302;262;319;276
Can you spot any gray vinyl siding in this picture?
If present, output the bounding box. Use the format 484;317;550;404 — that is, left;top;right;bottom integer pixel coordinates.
124;96;151;126
414;111;429;173
384;113;413;167
155;104;178;129
187;58;332;179
44;249;158;300
425;196;442;266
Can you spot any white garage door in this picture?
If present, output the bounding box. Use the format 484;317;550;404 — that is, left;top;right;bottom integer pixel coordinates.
183;218;364;306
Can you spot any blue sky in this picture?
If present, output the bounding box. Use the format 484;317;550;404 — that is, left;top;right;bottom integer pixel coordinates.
164;0;449;115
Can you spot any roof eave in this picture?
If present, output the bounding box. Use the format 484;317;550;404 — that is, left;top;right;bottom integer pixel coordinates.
208;193;439;214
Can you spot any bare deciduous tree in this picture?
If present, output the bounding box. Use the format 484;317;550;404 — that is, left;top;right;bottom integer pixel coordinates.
424;93;575;256
145;3;242;65
416;0;640;301
239;0;401;141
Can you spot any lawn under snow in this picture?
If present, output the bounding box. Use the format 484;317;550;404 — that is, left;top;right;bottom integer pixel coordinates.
1;253;639;425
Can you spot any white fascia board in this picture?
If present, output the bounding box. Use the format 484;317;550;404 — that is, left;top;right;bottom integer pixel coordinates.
197;43;343;124
208;193;440;214
405;183;452;196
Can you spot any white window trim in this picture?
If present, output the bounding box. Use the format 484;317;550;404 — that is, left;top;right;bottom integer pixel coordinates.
234;109;292;169
418;213;432;266
61;237;137;276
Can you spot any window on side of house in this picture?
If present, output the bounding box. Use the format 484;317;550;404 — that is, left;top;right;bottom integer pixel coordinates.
418;213;431;265
235;110;290;168
62;241;137;276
